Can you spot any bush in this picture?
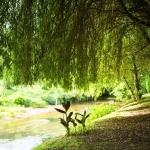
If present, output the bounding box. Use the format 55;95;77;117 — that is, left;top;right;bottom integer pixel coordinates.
42;93;56;105
14;97;32;107
14;97;47;108
79;94;88;102
111;83;131;101
42;91;93;105
57;96;66;104
69;96;78;103
57;96;78;104
57;94;89;104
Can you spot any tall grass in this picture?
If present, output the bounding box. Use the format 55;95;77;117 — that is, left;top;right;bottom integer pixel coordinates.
70;102;121;134
89;103;118;120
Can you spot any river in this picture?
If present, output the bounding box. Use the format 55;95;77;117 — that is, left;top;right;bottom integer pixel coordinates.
0;103;91;150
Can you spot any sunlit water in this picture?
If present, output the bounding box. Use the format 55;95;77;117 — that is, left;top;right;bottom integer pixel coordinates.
0;136;44;150
0;104;90;150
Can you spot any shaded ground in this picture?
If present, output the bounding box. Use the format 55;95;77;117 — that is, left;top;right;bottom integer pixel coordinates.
80;114;150;150
37;99;150;150
77;100;150;150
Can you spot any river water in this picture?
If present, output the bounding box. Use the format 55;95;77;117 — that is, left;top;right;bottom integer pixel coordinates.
0;104;90;150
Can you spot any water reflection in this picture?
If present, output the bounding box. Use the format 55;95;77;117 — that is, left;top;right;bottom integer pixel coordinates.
0;136;44;150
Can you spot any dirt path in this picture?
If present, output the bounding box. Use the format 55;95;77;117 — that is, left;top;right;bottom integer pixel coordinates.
77;102;150;150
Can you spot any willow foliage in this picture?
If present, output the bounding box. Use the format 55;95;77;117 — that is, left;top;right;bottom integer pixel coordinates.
0;0;150;90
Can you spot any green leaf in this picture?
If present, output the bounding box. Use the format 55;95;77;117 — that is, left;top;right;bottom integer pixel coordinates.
60;118;68;128
55;108;66;114
70;118;77;126
84;110;86;116
62;101;70;111
86;114;90;119
76;118;82;124
68;112;73;119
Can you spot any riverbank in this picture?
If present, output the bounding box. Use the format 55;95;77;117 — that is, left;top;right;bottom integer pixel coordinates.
0;100;113;122
0;102;99;150
33;99;150;150
0;105;56;121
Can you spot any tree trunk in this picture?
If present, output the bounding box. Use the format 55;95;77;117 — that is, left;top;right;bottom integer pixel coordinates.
123;76;135;100
132;55;141;100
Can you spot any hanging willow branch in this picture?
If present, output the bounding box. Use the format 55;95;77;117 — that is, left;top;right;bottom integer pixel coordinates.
0;0;149;90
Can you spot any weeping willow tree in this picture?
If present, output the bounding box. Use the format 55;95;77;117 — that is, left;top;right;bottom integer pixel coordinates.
0;0;150;99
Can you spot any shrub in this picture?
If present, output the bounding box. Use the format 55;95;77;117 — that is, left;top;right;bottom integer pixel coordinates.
69;96;78;103
42;94;56;105
57;95;68;104
57;94;89;104
79;94;88;102
111;83;131;101
14;97;47;108
14;97;32;107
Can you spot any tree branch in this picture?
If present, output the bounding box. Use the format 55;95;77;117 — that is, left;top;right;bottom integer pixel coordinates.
118;0;150;28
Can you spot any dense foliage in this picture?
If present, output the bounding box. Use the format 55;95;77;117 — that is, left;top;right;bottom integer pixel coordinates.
0;0;150;99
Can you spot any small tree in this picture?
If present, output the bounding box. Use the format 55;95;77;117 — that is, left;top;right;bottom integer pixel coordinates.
55;101;76;135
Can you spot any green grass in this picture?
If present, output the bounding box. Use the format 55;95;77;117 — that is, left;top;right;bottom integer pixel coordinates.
33;102;123;150
33;136;86;150
89;103;120;120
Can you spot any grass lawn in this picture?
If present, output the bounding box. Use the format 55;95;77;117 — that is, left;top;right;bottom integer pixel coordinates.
33;98;150;150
